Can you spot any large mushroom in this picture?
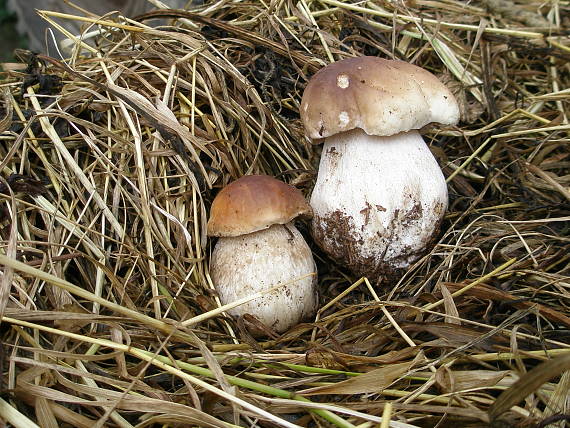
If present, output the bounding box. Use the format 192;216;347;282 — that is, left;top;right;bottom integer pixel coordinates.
207;175;317;333
300;56;459;281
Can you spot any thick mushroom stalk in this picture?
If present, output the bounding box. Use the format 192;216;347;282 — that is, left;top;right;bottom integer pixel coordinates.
310;128;447;279
210;222;317;333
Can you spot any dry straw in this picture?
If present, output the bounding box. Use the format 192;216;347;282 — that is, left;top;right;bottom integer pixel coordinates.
0;0;568;427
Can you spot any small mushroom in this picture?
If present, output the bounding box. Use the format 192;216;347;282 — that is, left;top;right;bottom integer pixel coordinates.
207;175;318;333
300;57;459;281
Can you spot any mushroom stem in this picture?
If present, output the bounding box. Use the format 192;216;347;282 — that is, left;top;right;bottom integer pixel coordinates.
210;222;317;333
310;128;448;280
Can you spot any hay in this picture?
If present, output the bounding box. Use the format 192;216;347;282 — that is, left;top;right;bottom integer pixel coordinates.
0;1;568;427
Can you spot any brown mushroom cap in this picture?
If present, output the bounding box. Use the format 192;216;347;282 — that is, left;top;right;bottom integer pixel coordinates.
300;56;460;140
207;175;313;237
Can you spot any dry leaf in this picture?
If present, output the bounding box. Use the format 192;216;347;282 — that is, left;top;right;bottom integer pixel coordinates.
440;283;461;325
299;354;421;396
489;353;570;420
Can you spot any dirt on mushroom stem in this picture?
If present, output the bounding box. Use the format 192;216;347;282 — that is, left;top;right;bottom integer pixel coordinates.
311;208;445;285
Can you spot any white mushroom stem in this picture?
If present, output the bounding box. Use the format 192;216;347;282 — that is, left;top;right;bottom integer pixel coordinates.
210;222;317;333
310;128;448;279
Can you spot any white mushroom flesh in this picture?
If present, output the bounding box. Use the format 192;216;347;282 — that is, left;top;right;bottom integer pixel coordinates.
310;128;448;279
210;222;317;333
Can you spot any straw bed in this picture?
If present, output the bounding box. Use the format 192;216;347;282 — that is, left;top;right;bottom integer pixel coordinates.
0;1;568;427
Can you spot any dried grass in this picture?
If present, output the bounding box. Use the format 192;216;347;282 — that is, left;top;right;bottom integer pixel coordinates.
0;1;569;427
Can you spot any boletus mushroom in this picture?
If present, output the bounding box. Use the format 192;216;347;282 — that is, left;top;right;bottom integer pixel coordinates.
300;56;459;281
207;174;317;334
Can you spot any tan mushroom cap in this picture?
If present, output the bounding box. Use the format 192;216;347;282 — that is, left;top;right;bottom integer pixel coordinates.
300;56;460;140
207;175;313;237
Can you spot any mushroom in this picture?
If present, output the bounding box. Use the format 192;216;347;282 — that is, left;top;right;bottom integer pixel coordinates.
300;56;459;281
207;174;318;333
